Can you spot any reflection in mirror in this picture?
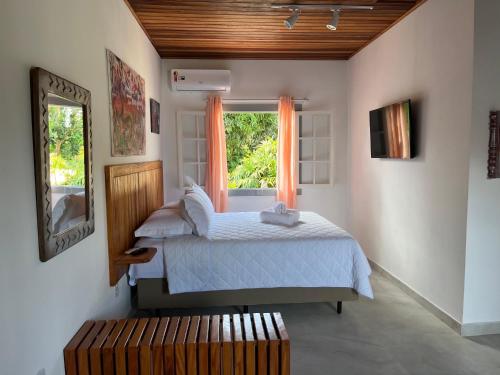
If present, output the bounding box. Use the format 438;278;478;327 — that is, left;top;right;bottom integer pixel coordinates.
48;93;87;234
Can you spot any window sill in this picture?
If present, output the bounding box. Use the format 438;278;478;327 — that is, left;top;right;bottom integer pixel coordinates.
229;188;275;197
228;188;302;197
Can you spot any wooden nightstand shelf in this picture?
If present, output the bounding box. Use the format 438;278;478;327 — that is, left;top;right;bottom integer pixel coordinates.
113;247;157;265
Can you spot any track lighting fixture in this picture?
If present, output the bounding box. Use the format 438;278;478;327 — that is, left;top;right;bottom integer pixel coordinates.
326;9;340;31
284;9;300;29
272;3;373;31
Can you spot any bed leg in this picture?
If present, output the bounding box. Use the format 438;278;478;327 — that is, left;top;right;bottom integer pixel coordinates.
336;301;342;314
243;305;249;314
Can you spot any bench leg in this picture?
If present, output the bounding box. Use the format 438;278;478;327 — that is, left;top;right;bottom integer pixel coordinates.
151;308;161;317
336;301;342;314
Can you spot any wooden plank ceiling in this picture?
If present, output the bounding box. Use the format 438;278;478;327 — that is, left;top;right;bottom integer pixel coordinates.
125;0;424;60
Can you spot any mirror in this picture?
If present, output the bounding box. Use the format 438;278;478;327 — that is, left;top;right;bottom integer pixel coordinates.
48;93;87;234
31;68;94;261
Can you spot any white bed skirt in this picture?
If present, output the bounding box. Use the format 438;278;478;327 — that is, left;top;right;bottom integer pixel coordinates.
129;212;373;299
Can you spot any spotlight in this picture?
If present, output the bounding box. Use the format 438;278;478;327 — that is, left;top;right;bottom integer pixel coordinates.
326;10;340;31
284;9;300;29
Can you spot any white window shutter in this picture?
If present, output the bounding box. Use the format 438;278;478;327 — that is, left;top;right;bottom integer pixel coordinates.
177;111;206;188
296;111;334;187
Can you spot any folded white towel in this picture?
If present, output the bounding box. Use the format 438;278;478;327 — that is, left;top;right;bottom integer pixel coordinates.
260;208;300;226
272;201;287;214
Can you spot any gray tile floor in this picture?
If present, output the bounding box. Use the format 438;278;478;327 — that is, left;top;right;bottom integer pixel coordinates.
138;272;500;374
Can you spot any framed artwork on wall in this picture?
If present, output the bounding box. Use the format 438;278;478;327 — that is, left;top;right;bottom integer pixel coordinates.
106;49;146;156
150;98;160;134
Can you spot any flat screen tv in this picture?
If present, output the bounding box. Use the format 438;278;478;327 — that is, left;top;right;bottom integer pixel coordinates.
369;100;414;159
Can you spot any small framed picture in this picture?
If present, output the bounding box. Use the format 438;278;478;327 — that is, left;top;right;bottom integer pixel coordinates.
150;98;160;134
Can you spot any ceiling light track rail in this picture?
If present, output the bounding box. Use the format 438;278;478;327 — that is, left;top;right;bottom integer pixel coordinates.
271;4;374;11
272;3;374;30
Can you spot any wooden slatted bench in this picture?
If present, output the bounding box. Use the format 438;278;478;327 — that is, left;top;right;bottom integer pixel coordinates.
64;312;290;375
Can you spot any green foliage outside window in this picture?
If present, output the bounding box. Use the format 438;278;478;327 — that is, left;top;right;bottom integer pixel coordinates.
224;113;278;188
49;105;85;187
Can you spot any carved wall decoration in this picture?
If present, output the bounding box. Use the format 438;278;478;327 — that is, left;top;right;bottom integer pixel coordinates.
488;111;500;179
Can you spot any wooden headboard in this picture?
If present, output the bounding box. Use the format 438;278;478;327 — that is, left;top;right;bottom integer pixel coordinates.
105;161;163;286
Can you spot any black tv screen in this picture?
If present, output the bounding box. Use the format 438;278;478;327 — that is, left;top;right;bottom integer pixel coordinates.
369;100;413;159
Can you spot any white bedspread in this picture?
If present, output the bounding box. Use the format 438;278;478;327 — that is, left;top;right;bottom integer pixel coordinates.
129;211;373;298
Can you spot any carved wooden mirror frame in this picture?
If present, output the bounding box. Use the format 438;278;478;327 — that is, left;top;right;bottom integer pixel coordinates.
30;67;95;261
488;111;500;179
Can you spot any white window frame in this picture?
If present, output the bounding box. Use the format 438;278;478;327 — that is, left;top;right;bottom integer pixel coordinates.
176;110;334;191
296;111;334;188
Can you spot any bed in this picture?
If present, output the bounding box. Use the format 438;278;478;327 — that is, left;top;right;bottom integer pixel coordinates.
105;161;373;312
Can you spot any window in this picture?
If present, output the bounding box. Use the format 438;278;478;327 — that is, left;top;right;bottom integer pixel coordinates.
224;112;278;189
177;110;333;190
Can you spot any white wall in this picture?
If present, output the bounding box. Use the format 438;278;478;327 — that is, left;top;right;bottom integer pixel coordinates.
161;59;350;226
463;0;500;324
348;0;474;322
0;1;161;374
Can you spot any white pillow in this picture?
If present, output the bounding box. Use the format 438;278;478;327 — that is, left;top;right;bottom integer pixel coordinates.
183;192;213;237
179;199;197;235
184;175;196;187
186;183;215;214
162;200;181;209
134;208;193;238
193;184;215;213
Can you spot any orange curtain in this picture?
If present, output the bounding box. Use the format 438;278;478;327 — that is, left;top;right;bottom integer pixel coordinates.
277;96;297;208
205;96;228;212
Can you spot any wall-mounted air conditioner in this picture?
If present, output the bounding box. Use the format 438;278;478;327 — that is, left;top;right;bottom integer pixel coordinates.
171;69;231;92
